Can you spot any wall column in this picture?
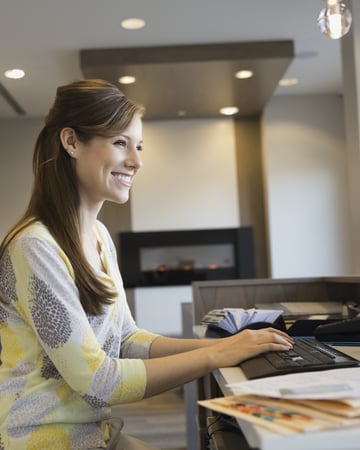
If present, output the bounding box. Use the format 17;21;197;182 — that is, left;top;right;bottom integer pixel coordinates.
341;0;360;273
234;117;269;278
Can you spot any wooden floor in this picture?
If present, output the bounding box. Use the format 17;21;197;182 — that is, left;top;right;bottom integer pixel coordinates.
114;388;187;450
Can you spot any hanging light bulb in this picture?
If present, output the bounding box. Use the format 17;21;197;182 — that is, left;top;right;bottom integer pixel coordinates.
318;0;352;39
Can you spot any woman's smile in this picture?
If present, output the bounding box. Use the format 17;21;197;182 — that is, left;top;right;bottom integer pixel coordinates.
111;172;133;187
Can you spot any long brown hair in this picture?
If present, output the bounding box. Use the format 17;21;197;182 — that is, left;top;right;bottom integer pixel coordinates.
0;79;144;315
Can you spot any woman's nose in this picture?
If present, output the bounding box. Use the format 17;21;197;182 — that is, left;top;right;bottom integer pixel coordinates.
125;147;143;170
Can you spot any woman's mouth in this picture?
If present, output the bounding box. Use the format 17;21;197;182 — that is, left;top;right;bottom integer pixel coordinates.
111;172;132;187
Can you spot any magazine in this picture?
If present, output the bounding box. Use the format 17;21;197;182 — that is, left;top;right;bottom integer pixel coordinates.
298;398;360;418
198;393;360;435
200;307;283;334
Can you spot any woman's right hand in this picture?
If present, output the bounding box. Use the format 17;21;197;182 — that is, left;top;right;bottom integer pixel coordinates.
206;327;294;369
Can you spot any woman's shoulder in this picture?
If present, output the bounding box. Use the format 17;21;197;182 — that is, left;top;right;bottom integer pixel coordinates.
8;219;58;251
95;220;113;245
95;220;117;258
95;219;109;234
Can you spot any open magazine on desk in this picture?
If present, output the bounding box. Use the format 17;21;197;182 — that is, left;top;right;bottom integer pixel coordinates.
200;307;284;337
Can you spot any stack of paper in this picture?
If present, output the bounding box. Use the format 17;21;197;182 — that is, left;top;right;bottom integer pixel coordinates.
254;301;345;320
198;367;360;435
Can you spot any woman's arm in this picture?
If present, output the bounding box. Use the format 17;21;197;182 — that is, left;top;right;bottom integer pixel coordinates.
144;327;293;397
9;231;148;405
149;334;216;357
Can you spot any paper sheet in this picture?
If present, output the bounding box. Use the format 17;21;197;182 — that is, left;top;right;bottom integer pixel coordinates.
228;367;360;400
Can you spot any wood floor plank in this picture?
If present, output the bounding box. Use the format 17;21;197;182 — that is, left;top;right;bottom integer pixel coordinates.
115;388;187;449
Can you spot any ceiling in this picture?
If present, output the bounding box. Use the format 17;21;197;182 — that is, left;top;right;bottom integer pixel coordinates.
0;0;344;121
81;40;294;119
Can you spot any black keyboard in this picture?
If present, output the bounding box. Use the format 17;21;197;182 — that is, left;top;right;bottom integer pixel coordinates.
240;338;360;379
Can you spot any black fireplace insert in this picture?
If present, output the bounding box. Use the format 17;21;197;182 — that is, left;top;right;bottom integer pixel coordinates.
118;227;255;288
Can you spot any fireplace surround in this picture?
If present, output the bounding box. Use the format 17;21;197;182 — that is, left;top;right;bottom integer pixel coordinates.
119;227;255;288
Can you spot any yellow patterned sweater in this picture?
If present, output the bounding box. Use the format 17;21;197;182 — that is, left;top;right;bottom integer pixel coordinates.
0;220;159;449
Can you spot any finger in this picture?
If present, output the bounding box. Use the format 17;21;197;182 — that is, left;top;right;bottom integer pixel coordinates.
266;327;294;343
259;329;294;347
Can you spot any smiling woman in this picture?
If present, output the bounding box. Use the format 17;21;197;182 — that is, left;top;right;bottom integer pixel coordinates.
60;116;143;207
0;78;294;450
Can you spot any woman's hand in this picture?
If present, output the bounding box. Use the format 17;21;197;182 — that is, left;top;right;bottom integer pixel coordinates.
207;327;294;369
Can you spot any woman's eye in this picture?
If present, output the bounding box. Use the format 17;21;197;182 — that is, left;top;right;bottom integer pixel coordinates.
136;145;143;152
114;139;127;147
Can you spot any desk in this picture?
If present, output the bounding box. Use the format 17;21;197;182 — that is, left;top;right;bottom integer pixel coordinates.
191;277;360;449
195;326;360;450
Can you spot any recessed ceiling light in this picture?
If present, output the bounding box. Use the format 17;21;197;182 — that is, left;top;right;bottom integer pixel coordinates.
219;106;239;116
235;70;254;79
118;75;136;85
278;78;299;87
121;18;145;30
4;69;25;79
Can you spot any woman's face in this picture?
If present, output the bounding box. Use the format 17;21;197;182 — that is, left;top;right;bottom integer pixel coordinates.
72;114;143;209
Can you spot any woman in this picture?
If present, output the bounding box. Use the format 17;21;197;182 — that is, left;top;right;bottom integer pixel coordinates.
0;79;293;449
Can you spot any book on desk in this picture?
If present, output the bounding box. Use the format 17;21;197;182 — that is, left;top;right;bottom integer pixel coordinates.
199;389;360;436
200;307;284;337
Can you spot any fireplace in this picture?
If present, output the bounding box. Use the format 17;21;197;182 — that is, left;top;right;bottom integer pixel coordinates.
118;227;255;288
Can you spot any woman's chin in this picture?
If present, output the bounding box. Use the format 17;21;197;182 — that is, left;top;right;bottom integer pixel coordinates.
112;193;130;204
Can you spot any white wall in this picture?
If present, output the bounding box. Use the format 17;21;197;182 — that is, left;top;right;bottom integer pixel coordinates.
131;118;240;231
131;118;240;334
0;118;42;240
341;1;360;274
135;286;192;335
263;94;353;278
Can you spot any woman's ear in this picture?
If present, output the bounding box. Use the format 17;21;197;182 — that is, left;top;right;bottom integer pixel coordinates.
60;128;78;158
